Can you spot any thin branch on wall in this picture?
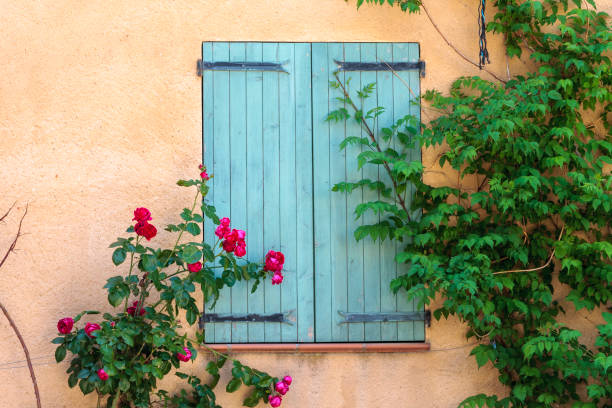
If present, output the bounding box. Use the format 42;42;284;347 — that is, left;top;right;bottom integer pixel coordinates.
0;201;16;223
421;2;507;83
0;204;41;408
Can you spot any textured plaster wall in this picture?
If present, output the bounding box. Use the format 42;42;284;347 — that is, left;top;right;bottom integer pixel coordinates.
0;1;609;407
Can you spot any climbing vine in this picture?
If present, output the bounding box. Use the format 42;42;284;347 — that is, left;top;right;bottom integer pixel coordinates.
334;0;611;406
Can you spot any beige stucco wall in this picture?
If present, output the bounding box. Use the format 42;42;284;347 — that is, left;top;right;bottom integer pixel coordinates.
1;1;609;407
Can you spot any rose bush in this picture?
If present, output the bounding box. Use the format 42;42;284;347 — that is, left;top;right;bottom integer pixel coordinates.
52;166;291;408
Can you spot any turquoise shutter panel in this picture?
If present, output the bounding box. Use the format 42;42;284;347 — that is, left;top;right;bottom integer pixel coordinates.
312;43;425;342
202;42;315;343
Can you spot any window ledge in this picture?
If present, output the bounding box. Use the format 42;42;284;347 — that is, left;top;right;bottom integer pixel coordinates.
201;343;430;353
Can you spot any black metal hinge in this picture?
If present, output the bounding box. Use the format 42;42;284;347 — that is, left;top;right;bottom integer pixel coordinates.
199;310;295;328
334;59;426;77
338;310;431;327
197;60;288;76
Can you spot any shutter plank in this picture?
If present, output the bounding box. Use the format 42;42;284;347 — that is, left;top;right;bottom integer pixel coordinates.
393;43;416;341
245;42;265;343
211;42;232;343
377;42;399;342
361;43;382;342
229;42;248;343
202;42;215;343
294;43;315;343
279;43;298;342
262;43;282;342
345;43;365;342
328;43;349;342
408;43;425;342
312;43;333;342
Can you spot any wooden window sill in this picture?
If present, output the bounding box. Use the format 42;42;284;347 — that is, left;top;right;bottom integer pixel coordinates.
201;343;430;353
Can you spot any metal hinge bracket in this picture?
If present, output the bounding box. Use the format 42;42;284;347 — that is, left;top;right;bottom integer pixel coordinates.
334;59;426;77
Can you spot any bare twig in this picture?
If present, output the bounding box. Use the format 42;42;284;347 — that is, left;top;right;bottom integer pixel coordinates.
493;225;564;275
0;204;27;269
421;2;507;83
334;72;412;222
0;204;40;408
0;201;16;223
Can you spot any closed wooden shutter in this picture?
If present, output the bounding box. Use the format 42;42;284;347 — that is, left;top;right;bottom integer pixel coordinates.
202;42;424;343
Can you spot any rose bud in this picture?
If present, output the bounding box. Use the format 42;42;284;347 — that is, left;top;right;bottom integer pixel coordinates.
177;347;192;362
200;171;210;180
275;381;289;395
268;395;282;407
57;317;74;334
282;376;292;386
84;322;101;338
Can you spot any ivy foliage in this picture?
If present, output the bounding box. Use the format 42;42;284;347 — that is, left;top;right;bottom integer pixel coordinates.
335;1;611;406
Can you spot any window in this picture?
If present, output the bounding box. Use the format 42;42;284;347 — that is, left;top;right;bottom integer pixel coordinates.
201;42;424;344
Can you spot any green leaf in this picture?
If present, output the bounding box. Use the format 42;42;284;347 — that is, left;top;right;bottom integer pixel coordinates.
112;248;127;266
55;345;67;362
226;378;242;393
186;222;201;236
141;254;158;272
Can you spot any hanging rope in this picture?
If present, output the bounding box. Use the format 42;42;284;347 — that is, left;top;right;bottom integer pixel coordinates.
478;0;490;68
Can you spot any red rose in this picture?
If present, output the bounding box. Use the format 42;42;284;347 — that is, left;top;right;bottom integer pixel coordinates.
187;262;202;273
57;317;74;334
265;250;285;273
271;272;284;285
135;221;157;240
215;217;231;238
84;322;101;338
132;207;152;222
234;241;246;257
222;238;237;253
127;301;146;316
97;368;109;381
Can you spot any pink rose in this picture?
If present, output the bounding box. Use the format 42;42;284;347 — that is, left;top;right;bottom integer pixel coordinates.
222;229;246;255
215;217;231;239
222;237;237;253
282;376;292;386
135;221;157;240
199;164;204;170
84;322;101;338
275;381;289;395
187;262;202;273
234;242;246;257
127;301;146;316
132;207;152;222
268;395;282;407
97;368;109;381
235;229;246;240
271;272;284;285
177;347;192;362
57;317;74;334
200;171;210;180
264;251;285;273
